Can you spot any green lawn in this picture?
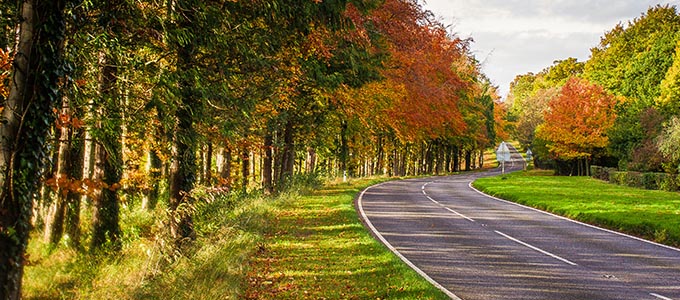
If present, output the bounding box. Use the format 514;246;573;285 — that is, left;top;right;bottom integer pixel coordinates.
244;178;450;300
472;170;680;247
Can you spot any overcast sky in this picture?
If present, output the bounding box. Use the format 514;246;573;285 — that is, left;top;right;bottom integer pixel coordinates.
422;0;680;99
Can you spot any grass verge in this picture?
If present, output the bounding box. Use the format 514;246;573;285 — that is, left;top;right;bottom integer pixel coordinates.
24;177;449;299
243;177;450;300
472;169;680;247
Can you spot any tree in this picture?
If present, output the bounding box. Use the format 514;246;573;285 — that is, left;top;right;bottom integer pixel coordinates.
167;0;200;241
0;0;69;298
537;78;618;175
657;38;680;115
658;116;680;173
585;5;680;98
508;58;584;150
516;87;558;148
89;0;136;251
584;5;680;169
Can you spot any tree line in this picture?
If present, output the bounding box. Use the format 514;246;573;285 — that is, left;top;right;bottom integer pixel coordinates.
0;1;501;298
506;5;680;176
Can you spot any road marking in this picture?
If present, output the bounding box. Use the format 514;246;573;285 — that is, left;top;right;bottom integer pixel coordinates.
495;230;578;266
469;182;680;254
357;184;463;300
444;207;476;222
423;183;475;222
651;293;673;300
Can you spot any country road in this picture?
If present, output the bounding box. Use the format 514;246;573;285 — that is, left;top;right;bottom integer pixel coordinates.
357;147;680;300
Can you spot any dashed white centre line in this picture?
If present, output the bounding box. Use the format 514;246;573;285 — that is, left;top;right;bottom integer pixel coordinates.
424;181;576;266
422;182;475;222
651;293;673;300
444;207;476;222
495;230;578;266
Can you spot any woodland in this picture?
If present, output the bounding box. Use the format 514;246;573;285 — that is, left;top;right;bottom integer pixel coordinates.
508;5;680;177
0;0;502;298
4;0;680;298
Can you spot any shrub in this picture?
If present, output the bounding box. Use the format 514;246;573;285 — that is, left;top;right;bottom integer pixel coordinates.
660;174;680;192
641;173;666;190
625;172;643;188
606;170;679;192
609;171;627;185
591;165;614;181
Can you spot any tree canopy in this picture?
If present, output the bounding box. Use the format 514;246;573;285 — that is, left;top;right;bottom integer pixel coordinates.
0;1;501;298
507;4;680;174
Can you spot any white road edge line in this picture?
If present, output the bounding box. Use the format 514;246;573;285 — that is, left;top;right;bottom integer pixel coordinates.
651;293;674;300
468;182;680;254
358;183;463;300
495;230;578;266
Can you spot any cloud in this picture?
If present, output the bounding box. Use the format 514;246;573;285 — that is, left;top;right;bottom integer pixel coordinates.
422;0;680;97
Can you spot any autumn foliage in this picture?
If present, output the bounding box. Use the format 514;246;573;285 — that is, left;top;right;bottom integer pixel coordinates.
332;0;485;148
368;0;470;141
537;78;618;160
509;6;680;174
0;0;501;298
0;48;9;102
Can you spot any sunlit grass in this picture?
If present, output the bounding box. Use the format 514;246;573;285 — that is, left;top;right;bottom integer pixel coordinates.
24;177;450;299
244;177;450;300
473;170;680;247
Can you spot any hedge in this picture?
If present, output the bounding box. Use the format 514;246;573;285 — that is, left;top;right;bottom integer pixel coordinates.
591;166;680;192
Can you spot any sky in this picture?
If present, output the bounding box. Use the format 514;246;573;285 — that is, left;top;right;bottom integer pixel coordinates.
421;0;680;99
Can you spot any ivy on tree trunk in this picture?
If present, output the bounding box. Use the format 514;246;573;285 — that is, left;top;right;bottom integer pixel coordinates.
0;0;68;298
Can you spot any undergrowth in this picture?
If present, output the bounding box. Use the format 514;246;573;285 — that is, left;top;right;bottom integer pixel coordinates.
24;173;448;299
23;182;289;299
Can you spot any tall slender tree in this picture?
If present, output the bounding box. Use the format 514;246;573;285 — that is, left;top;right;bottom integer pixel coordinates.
0;0;69;298
167;0;199;240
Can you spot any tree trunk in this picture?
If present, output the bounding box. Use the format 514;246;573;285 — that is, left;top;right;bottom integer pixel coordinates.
340;120;348;179
436;142;444;175
219;147;232;187
306;147;316;174
90;140;122;250
44;98;73;245
197;144;204;184
279;120;295;184
402;145;409;176
168;0;198;241
91;48;122;251
479;149;484;169
142;148;162;211
81;122;95;203
0;0;66;298
65;128;84;249
376;134;384;175
465;150;472;171
263;134;273;194
241;147;250;193
168;122;196;241
453;146;460;172
205;142;212;185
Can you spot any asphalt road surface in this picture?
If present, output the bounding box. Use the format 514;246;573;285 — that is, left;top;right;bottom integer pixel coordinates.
357;148;680;300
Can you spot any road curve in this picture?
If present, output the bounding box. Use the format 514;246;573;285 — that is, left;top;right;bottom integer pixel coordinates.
357;150;680;300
